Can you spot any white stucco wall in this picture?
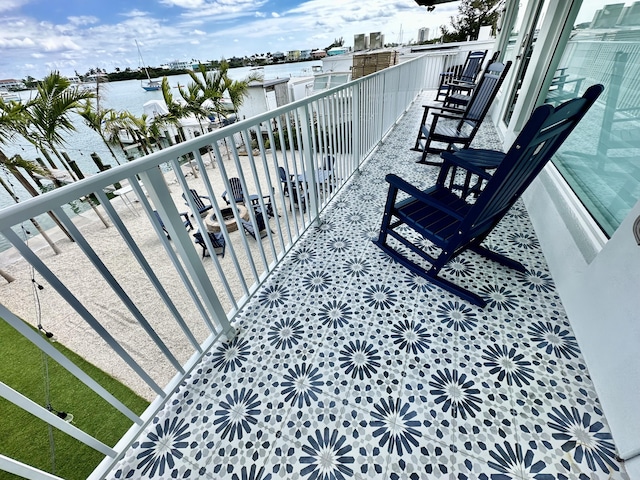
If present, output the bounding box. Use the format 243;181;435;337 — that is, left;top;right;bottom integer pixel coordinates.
524;166;640;472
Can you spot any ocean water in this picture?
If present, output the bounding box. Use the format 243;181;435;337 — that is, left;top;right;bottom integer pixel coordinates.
0;60;321;251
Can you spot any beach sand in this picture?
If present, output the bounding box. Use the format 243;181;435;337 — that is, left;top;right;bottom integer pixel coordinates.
0;150;310;401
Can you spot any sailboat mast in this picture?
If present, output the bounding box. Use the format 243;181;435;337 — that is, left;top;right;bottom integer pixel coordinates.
136;40;160;91
136;40;152;80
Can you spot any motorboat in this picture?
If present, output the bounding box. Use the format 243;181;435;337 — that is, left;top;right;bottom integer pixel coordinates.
0;89;21;103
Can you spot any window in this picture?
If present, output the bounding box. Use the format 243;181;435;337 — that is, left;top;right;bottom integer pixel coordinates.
547;1;640;236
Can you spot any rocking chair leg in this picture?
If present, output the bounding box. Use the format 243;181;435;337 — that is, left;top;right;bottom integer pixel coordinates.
470;245;527;272
375;240;487;307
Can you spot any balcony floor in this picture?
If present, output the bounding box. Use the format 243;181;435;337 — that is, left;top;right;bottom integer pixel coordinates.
109;93;628;480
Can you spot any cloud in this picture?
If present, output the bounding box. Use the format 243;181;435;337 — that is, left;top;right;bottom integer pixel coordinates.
67;16;98;26
0;37;35;48
178;0;269;20
121;9;150;18
0;0;28;14
160;0;205;8
0;0;463;79
40;37;82;52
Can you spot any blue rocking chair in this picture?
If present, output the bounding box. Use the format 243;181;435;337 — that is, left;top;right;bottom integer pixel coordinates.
435;50;487;102
413;61;512;165
375;85;603;307
241;208;271;240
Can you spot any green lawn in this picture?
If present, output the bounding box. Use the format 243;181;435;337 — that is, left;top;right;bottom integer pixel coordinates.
0;317;150;480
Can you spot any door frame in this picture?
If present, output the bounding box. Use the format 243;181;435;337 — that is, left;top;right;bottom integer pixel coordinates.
496;1;582;145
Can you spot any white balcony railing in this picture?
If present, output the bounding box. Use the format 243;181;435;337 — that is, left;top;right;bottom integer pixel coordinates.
0;51;458;479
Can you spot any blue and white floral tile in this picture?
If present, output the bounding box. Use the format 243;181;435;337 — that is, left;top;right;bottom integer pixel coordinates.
206;424;279;479
109;393;225;479
267;429;390;480
514;402;628;480
386;437;459;479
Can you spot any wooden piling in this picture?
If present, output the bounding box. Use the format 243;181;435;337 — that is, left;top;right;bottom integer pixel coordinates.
92;153;121;190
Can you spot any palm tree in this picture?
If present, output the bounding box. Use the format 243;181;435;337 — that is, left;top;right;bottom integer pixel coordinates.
18;72;109;228
189;62;261;121
1;98;75;249
227;76;258;116
78;102;124;165
159;77;199;177
24;71;96;178
0;109;63;255
188;63;227;117
177;81;210;135
187;63;260;161
103;109;135;154
160;77;189;143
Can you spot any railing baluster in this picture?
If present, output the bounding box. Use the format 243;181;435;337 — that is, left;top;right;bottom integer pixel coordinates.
1;226;166;396
0;303;142;424
140;165;235;337
208;141;253;298
0;382;116;457
95;187;202;353
135;166;219;335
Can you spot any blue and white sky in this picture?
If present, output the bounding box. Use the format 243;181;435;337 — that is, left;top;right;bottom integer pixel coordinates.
0;0;461;80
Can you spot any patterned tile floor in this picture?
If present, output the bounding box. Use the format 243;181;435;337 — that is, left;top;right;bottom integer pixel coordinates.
110;93;628;480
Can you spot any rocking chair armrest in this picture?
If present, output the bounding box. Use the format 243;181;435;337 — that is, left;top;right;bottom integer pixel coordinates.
440;151;494;179
422;104;464;116
449;79;476;88
385;174;465;220
431;111;465;123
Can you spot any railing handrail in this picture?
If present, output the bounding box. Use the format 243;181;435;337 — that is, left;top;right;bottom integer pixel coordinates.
0;55;416;227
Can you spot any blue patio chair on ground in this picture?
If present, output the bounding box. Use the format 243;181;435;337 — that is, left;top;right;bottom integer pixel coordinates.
241;207;272;240
376;84;603;307
182;189;213;216
221;177;244;205
412;60;512;165
278;166;306;212
435;50;487;102
153;210;193;240
222;177;274;216
193;231;226;258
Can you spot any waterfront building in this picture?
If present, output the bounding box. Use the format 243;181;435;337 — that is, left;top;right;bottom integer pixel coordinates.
311;48;327;59
0;78;24;90
418;26;430;42
286;50;301;62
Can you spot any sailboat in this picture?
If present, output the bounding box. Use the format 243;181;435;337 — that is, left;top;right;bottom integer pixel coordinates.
136;40;161;91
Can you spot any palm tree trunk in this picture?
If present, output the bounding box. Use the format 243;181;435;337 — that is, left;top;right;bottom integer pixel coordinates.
100;133;122;165
177;127;199;178
41;148;110;229
0;176;62;254
46;143;79;181
0;268;15;283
